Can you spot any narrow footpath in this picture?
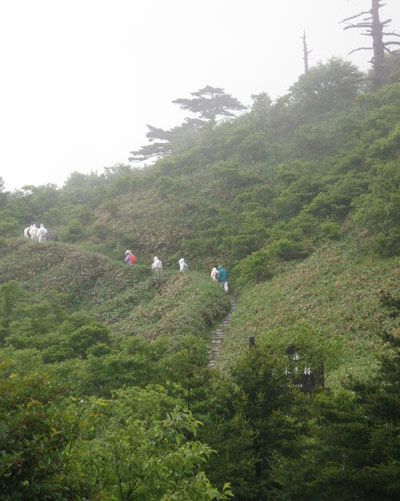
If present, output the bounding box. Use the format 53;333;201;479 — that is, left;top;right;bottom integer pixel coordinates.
207;296;237;368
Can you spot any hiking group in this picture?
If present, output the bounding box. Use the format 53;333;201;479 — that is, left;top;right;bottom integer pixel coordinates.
23;226;228;291
125;251;229;292
24;224;48;243
22;225;228;290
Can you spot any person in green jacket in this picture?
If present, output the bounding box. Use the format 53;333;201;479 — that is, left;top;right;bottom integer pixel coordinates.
217;265;228;293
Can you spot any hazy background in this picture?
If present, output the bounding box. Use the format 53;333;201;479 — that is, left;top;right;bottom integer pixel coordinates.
1;0;399;191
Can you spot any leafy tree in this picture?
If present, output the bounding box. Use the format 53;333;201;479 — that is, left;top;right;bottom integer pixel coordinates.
0;282;26;344
86;402;232;500
0;366;97;500
62;171;107;206
65;323;110;359
386;50;400;83
0;177;8;208
288;58;363;119
173;85;246;123
274;326;400;500
232;248;273;287
129;120;203;162
352;160;400;255
226;346;296;500
129;86;245;163
307;171;370;220
5;300;66;350
199;373;256;499
161;335;210;410
249;92;273;130
2;295;112;365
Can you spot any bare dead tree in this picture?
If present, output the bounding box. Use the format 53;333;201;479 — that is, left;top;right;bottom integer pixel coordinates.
341;0;400;89
302;31;312;73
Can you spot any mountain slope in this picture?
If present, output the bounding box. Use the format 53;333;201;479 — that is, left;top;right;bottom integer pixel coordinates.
218;239;400;386
0;239;230;336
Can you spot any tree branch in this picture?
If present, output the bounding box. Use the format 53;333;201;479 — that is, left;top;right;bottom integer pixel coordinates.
382;32;400;38
341;11;371;24
343;23;373;30
349;47;373;54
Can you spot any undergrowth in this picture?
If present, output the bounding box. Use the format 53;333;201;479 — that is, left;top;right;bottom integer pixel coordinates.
217;239;400;387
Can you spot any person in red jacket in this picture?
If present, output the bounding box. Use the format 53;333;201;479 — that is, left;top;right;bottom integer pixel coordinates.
124;250;136;265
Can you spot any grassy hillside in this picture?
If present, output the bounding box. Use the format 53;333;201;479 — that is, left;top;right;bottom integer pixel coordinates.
217;238;400;386
1;59;400;500
0;239;142;313
0;238;230;336
3;80;399;290
74;83;400;270
1;70;400;387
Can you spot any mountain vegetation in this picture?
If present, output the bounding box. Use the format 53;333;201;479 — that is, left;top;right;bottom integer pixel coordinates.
1;49;400;499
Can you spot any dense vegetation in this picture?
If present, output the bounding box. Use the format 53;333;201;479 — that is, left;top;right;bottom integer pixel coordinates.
1;52;400;499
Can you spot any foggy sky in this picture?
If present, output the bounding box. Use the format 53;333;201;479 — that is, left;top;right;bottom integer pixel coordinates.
0;0;399;191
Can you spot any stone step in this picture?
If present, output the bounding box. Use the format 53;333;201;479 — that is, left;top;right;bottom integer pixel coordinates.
207;297;237;367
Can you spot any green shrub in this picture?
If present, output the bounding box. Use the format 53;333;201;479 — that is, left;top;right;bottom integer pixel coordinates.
58;219;86;242
0;218;20;238
318;220;341;241
233;248;273;287
267;237;310;261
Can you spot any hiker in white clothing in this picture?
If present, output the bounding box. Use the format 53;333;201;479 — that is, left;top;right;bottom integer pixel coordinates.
37;224;48;243
178;258;188;272
29;224;38;241
210;267;218;282
152;256;163;274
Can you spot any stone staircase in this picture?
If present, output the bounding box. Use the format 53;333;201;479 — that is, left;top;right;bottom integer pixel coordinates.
207;296;237;368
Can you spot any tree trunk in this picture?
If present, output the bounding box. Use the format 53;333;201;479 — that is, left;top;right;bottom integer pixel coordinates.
371;0;387;89
302;31;311;74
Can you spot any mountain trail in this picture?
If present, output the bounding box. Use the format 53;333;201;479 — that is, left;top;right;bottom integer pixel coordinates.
207;296;236;368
